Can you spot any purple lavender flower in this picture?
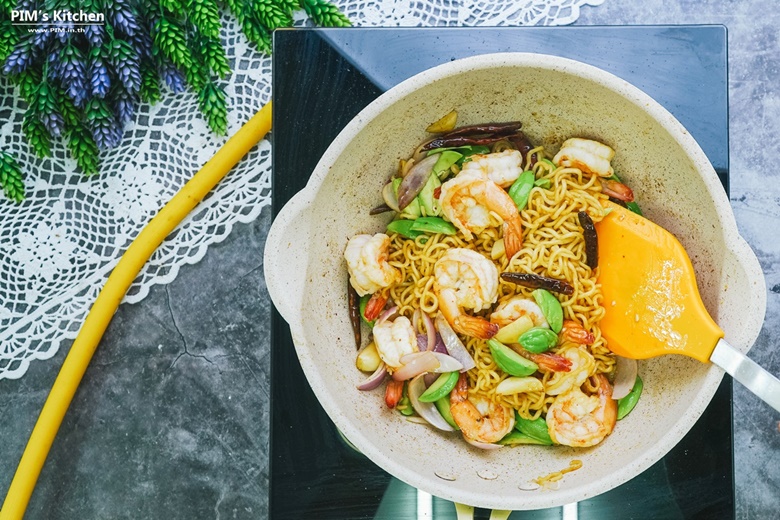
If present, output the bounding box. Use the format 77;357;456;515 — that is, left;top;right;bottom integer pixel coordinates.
114;88;136;125
84;25;104;47
32;30;52;49
160;64;186;94
40;111;65;137
116;60;141;94
110;0;140;37
130;30;153;61
3;42;35;75
54;22;73;43
65;71;88;107
109;41;141;94
58;45;88;107
47;52;61;79
87;99;123;149
89;116;123;149
89;56;110;98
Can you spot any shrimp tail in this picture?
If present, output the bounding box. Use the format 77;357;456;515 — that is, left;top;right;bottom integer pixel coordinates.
503;216;524;260
385;379;404;408
524;351;572;372
451;372;469;405
364;292;389;321
601;179;634;202
454;315;499;339
561;320;596;345
595;374;617;430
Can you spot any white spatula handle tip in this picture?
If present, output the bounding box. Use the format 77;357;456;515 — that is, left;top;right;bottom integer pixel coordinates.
710;339;780;413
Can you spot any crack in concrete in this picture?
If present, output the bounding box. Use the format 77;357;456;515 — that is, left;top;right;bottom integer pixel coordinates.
164;286;214;371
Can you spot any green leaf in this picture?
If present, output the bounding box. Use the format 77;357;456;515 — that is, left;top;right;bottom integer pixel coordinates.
86;97;112;121
22;110;52;158
187;0;222;39
301;0;351;27
201;37;231;78
55;85;81;127
0;19;20;64
275;0;299;15
198;81;227;135
0;151;25;203
154;18;193;70
13;68;42;103
140;62;161;104
160;0;185;13
185;57;208;91
66;124;100;175
251;0;292;31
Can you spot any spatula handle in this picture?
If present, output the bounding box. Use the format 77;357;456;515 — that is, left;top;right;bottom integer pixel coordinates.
710;339;780;413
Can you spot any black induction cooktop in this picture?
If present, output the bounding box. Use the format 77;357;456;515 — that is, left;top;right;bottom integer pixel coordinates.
270;26;732;519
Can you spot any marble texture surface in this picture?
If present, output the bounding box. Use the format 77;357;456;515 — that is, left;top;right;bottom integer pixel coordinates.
1;1;779;519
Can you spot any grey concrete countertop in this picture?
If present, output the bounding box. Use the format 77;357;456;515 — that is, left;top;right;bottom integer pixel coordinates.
1;0;779;518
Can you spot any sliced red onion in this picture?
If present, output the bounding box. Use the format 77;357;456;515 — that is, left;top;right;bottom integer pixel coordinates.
376;306;399;326
412;309;421;335
397;154;439;209
430;352;463;373
382;182;400;212
408;374;455;432
612;356;638;400
393;351;440;381
464;437;503;450
435;312;476;372
400;352;426;365
421;312;436;352
399;351;461;372
357;363;387;391
432;333;448;355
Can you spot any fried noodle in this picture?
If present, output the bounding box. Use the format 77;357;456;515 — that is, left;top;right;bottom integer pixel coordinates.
387;149;616;419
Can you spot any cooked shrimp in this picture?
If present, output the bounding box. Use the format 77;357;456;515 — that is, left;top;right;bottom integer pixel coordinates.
546;374;617;447
450;373;515;443
459;149;525;188
372;315;418;369
544;346;596;396
600;179;634;202
439;175;524;259
552;138;615;177
344;233;401;296
521;351;572;372
490;296;549;328
434;248;499;339
561;320;595;345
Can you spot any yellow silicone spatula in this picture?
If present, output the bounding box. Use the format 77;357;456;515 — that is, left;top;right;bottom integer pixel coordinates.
596;201;780;413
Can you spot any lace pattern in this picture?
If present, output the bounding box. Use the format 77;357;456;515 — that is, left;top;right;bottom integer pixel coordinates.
0;0;603;379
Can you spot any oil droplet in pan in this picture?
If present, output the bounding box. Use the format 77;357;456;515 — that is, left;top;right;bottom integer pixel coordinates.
477;469;498;480
435;470;457;481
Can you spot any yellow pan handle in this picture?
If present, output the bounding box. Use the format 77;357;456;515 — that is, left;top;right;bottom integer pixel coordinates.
0;102;272;520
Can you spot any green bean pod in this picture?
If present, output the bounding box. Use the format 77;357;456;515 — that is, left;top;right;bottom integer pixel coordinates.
410;216;457;235
499;430;549;446
532;289;563;333
508;170;535;210
519;327;558;354
514;414;553;445
617;375;644;420
386;219;423;239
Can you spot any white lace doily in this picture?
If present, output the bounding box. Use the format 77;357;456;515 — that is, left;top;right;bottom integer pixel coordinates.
0;0;603;380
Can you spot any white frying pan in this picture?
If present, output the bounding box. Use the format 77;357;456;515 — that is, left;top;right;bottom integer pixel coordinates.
264;53;765;510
